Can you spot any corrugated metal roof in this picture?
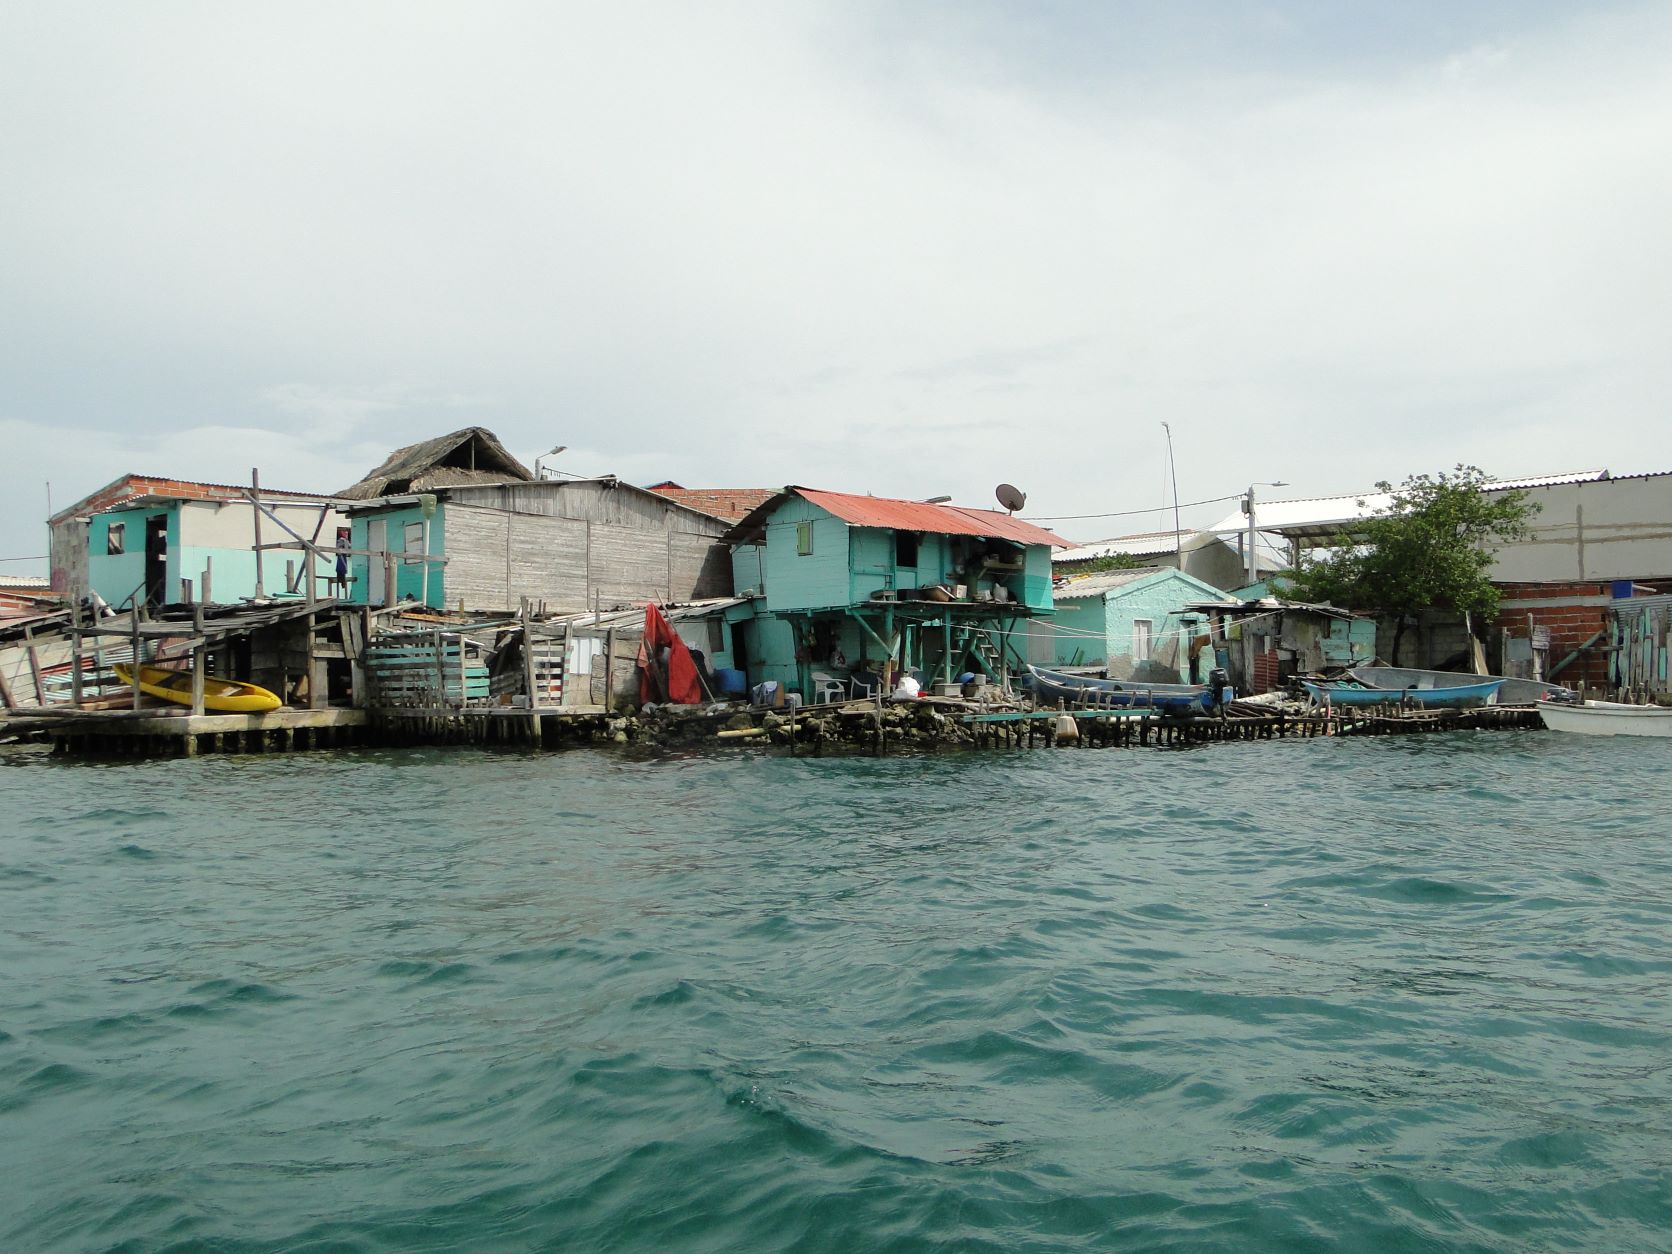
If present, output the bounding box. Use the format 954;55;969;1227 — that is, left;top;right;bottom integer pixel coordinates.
1052;567;1168;601
793;487;1067;547
1204;470;1615;538
1057;529;1191;562
0;575;52;589
647;486;778;522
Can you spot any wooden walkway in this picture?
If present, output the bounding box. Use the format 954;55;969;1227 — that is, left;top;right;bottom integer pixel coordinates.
42;708;369;756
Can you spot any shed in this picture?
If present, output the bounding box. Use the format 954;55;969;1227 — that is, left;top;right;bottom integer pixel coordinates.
342;476;733;613
1186;598;1376;695
1046;566;1229;682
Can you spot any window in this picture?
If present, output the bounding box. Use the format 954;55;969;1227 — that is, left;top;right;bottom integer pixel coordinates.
404;521;425;553
796;521;813;556
707;618;725;655
1132;619;1153;662
895;531;919;568
106;522;125;556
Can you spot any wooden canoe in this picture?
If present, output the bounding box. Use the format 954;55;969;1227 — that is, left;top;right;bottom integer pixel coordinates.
112;663;283;713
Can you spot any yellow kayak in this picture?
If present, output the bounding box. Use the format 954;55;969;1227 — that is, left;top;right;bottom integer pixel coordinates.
112;663;283;713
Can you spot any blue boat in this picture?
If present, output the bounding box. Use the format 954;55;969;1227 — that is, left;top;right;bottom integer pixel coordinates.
1026;664;1217;712
1300;677;1506;708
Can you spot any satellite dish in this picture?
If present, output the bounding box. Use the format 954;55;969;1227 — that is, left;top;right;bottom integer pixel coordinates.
995;483;1027;514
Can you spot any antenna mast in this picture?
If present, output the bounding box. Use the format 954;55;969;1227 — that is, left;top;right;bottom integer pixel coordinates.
1161;422;1181;550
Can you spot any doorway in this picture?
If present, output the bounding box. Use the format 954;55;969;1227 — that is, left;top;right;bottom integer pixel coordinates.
143;514;168;607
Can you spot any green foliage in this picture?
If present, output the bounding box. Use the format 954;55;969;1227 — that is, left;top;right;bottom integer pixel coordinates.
1077;552;1143;573
1285;465;1537;622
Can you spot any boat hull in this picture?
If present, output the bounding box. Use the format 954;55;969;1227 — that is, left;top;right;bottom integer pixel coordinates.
1348;665;1572;706
113;663;283;713
1538;700;1672;737
1302;677;1506;708
1026;665;1215;712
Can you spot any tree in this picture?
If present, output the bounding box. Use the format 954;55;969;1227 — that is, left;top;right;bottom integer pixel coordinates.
1078;551;1142;573
1284;465;1538;662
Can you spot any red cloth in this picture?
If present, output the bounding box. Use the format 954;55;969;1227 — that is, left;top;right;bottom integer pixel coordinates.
638;603;704;705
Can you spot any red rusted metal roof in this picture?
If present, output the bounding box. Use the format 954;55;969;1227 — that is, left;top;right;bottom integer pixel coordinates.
647;486;778;522
791;487;1067;547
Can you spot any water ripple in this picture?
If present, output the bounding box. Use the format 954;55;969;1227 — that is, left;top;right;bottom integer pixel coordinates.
1;737;1670;1249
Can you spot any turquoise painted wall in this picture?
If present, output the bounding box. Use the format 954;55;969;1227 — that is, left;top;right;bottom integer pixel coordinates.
1102;569;1225;682
1322;616;1377;666
759;498;851;612
1050;598;1108;666
87;506;158;606
349;504;446;607
1021;546;1053;610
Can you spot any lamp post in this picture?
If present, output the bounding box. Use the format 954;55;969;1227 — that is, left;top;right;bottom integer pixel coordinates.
534;445;566;480
1243;481;1288;585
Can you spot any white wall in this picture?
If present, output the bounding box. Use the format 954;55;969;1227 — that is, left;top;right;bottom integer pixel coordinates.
1489;475;1672;582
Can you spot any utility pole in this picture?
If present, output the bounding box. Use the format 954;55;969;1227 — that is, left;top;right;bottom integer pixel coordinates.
1243;481;1288;586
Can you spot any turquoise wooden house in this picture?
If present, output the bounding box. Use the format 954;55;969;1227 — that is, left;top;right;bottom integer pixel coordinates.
81;491;341;609
1045;566;1229;683
724;487;1067;700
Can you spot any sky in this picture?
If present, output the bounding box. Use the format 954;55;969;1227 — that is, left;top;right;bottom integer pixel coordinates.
3;0;1670;572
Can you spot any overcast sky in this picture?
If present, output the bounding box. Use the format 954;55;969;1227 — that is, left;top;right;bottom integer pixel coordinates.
4;1;1670;569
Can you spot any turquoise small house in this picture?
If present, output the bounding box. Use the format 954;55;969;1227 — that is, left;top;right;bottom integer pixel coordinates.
82;493;342;609
724;486;1067;699
1048;567;1229;683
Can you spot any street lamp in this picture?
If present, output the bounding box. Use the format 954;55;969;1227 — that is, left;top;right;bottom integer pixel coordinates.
534;445;566;480
1243;481;1288;585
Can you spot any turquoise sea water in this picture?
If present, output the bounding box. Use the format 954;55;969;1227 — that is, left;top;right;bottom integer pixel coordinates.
2;732;1671;1252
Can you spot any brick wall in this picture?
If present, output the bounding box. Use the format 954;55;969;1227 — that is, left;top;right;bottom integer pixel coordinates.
1495;582;1611;687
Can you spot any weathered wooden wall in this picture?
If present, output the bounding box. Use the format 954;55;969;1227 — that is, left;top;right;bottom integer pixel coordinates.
438;480;732;613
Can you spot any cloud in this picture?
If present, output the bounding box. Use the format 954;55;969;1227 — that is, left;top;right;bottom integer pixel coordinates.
2;1;1670;564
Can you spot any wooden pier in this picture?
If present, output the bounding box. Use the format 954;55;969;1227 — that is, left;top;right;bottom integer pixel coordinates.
44;708;370;757
954;703;1544;749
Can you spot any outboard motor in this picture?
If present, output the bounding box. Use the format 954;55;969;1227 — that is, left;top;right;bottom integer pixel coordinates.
1208;667;1233;709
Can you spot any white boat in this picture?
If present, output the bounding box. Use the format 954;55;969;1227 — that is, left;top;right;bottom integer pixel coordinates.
1537;700;1672;737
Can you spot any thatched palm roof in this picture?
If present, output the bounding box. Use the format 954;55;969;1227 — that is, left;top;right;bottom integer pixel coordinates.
337;427;535;500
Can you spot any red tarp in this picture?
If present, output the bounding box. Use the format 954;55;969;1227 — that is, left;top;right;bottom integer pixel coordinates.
638;603;703;705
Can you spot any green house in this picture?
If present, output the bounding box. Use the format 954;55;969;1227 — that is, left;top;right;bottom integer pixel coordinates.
725;487;1067;700
1048;566;1229;683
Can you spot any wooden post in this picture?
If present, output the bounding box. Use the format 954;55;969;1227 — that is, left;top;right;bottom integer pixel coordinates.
191;639;206;716
306;611;324;709
521;608;539;710
251;468;266;598
70;599;84;706
202;557;213;604
605;627;616;710
560;622;572;708
22;624;47;705
458;634;468;709
130;614;142;711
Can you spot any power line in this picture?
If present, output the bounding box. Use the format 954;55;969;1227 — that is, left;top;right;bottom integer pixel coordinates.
1022;492;1243;523
0;555;47;563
